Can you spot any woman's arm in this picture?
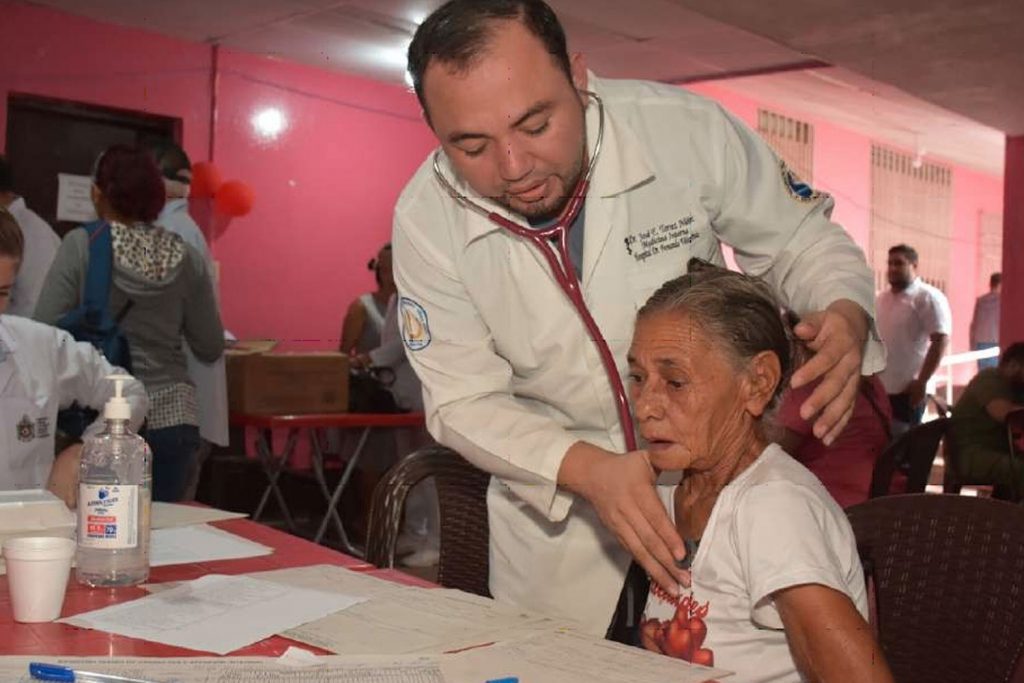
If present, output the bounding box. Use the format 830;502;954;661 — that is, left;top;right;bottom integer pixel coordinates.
775;583;894;683
339;298;366;353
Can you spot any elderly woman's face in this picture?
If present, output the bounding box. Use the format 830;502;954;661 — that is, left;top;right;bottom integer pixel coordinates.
628;310;759;472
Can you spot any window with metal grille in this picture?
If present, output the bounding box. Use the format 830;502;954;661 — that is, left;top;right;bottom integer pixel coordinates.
977;212;1003;292
757;109;814;184
869;145;953;294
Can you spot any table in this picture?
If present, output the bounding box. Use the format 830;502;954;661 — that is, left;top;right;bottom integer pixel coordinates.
0;517;391;657
229;412;426;553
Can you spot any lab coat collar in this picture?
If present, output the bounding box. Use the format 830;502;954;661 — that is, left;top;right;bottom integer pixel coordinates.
442;72;655;246
0;316;18;354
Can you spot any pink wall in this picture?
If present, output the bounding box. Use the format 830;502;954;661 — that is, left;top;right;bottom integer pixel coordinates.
0;1;438;350
1002;137;1024;350
686;80;1004;358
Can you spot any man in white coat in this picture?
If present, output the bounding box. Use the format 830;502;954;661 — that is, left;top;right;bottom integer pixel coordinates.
151;143;229;498
394;0;883;632
0;208;147;507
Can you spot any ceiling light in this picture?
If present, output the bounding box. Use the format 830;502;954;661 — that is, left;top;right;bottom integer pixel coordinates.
252;107;287;141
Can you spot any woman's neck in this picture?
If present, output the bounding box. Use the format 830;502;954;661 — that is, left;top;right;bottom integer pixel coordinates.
674;431;766;541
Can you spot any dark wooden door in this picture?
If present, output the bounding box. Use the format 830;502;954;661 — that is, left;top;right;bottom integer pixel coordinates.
5;93;181;237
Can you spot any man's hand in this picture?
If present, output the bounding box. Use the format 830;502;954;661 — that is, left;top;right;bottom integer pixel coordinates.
47;444;82;509
558;442;690;595
905;378;927;408
789;299;870;446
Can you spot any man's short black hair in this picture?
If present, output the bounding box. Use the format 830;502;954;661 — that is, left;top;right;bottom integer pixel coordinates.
991;272;1002;289
0;155;14;194
889;243;919;266
407;0;572;115
147;141;192;182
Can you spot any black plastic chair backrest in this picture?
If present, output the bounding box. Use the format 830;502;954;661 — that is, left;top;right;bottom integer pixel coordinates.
869;418;948;497
847;494;1024;683
366;445;491;597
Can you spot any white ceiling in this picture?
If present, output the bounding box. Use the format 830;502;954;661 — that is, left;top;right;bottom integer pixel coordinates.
23;0;1009;175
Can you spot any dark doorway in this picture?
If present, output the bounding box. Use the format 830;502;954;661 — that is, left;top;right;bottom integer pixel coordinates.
5;93;181;237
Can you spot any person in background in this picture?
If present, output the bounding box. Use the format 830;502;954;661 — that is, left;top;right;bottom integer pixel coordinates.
0;208;147;507
0;155;59;318
875;244;951;437
339;244;394;355
631;265;892;682
150;142;229;499
34;145;223;502
950;343;1024;496
776;375;891;507
352;295;439;567
970;272;1001;371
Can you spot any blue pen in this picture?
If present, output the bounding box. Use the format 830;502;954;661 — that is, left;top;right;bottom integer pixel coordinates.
29;663;161;683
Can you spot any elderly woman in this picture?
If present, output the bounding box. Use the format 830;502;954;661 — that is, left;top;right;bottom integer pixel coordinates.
629;265;892;682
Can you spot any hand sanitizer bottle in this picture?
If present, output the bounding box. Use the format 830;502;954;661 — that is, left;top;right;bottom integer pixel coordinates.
76;374;151;587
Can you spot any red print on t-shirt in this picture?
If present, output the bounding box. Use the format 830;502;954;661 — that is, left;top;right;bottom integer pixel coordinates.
640;585;715;667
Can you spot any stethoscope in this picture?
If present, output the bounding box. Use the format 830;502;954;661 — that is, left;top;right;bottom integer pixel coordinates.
432;91;638;452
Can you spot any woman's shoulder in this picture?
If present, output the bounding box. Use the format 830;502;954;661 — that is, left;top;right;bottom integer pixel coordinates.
729;444;839;513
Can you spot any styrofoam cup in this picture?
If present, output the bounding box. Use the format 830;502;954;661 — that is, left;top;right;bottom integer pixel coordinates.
2;536;75;622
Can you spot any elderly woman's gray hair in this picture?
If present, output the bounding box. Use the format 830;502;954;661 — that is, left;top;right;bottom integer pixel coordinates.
637;260;796;406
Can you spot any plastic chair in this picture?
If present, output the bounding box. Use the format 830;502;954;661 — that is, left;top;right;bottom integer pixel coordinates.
366;445;492;597
847;494;1024;683
868;418;948;497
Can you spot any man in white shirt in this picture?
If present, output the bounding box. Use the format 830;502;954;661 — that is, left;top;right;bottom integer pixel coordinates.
149;143;229;498
970;272;1001;371
0;156;59;318
876;244;952;436
394;0;882;630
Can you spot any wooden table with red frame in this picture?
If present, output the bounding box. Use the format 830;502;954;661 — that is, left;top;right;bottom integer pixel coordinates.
0;516;435;657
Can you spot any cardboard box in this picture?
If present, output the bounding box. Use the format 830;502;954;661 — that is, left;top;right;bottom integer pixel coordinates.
227;351;349;415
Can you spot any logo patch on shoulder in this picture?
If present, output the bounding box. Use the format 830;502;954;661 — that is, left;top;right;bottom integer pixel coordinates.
400;297;431;351
780;162;821;203
17;415;35;442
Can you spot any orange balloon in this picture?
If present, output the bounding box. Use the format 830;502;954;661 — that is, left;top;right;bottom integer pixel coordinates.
214;180;254;218
190;162;222;199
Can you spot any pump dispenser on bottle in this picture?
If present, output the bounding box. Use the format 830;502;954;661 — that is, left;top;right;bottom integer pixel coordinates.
76;374;151;587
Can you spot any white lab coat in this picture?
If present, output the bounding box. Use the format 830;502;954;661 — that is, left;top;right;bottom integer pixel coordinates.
392;74;884;632
6;197;59;318
0;315;148;491
156;199;229;446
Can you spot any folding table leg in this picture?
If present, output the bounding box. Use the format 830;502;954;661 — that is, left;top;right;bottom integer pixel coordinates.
309;428;349;547
314;426;372;554
252;428;299;533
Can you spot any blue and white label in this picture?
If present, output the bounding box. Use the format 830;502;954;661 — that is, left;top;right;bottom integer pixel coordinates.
399;297;431;351
78;484;138;549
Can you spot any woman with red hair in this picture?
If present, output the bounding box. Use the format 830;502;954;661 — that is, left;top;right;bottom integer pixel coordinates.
35;145;224;502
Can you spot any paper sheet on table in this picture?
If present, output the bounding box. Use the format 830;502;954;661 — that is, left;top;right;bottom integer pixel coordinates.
149;524;272;567
58;574;366;655
0;654;444;683
441;630;732;683
151;502;247;529
250;564;579;655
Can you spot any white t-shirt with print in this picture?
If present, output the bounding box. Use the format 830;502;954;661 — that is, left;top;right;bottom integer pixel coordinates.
641;443;868;683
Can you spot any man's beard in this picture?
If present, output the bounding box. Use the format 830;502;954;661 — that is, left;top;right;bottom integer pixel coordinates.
499;150;586;223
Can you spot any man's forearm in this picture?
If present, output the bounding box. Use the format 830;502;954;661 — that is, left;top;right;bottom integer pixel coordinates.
917;335;949;384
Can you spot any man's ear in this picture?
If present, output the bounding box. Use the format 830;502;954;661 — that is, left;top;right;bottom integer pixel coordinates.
744;350;782;418
570;51;588;92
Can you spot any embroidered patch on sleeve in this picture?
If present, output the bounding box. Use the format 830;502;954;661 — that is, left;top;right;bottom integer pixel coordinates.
399;297;432;351
780;162;822;203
